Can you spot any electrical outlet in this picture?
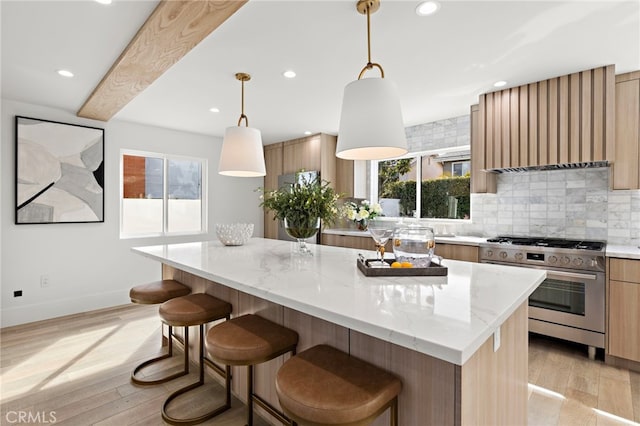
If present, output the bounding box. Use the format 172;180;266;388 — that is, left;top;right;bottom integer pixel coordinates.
14;290;22;297
40;275;50;288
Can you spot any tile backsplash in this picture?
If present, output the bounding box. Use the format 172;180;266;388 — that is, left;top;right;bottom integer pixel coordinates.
380;114;639;246
460;167;640;246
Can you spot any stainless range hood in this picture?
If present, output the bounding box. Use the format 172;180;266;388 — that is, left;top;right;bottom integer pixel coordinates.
487;160;609;174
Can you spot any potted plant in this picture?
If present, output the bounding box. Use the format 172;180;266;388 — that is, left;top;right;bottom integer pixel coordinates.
259;173;340;254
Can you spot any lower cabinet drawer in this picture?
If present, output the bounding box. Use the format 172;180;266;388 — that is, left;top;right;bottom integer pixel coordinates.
609;258;640;282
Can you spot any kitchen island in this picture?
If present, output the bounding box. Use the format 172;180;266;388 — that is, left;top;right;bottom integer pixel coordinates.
133;238;545;425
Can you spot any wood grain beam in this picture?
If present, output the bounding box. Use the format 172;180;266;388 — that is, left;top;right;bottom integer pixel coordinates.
77;0;247;121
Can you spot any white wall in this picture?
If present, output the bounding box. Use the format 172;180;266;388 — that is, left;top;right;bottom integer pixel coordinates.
1;99;264;327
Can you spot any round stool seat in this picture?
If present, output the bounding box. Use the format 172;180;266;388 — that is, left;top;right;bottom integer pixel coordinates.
130;280;191;305
206;314;299;365
276;345;402;426
159;293;232;327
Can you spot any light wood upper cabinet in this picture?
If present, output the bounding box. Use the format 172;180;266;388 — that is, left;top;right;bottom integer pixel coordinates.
478;65;615;170
612;71;640;189
281;133;339;188
608;258;640;363
263;133;345;238
282;135;321;174
263;143;283;239
470;104;497;193
335;158;354;198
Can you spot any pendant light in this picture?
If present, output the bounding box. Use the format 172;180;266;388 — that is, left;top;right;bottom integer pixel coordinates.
218;73;266;177
336;0;407;161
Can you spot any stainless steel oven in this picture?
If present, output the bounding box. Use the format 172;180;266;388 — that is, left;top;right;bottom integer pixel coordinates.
480;237;606;359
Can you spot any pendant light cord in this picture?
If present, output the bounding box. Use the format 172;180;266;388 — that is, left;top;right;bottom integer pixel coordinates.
237;76;249;127
358;2;385;80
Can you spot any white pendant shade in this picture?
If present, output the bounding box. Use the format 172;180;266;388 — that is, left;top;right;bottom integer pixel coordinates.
337;77;407;160
218;126;266;177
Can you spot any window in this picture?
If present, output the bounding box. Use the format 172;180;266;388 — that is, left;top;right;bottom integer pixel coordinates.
371;147;470;220
120;150;206;237
451;161;471;177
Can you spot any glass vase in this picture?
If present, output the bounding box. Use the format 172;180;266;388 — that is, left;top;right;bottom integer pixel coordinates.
356;218;368;231
392;224;438;267
284;217;320;255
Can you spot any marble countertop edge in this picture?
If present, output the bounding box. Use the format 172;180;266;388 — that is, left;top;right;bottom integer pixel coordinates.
132;239;546;366
606;245;640;260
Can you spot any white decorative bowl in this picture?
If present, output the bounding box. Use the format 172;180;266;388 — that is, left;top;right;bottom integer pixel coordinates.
216;223;254;246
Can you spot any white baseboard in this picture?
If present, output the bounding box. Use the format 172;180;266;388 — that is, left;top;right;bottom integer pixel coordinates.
0;290;131;328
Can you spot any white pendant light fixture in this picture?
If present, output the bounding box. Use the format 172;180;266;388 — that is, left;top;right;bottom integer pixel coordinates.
218;72;266;177
336;0;407;161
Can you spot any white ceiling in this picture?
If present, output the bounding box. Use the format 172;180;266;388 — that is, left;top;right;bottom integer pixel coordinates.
2;0;639;145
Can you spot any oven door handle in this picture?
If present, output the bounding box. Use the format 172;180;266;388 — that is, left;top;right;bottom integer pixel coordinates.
546;270;598;281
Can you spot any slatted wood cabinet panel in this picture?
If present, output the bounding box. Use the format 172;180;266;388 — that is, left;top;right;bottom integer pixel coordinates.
470;104;497;193
613;71;640;189
608;258;640;363
477;65;615;170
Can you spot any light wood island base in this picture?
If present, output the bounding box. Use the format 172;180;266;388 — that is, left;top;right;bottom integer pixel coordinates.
163;265;528;426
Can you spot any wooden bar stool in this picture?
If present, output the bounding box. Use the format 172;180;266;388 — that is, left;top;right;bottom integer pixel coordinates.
159;293;233;425
275;344;402;426
205;314;299;426
129;279;191;385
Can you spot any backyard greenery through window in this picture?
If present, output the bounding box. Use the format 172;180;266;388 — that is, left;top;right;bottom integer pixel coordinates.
372;148;471;220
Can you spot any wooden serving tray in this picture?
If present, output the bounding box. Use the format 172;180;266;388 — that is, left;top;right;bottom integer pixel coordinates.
357;257;448;277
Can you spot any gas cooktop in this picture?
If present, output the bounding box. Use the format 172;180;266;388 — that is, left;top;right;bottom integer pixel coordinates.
484;236;605;251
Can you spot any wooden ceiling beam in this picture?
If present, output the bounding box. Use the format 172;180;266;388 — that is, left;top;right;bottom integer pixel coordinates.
77;0;247;122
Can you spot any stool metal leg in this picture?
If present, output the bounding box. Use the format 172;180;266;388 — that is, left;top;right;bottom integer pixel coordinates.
249;354;297;426
162;324;231;425
390;397;398;426
131;325;190;385
247;364;254;426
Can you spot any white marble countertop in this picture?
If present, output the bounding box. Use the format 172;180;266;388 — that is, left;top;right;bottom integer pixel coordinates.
132;238;545;366
606;245;640;260
323;228;486;246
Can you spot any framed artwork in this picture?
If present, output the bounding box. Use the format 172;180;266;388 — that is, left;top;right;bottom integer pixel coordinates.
15;116;105;224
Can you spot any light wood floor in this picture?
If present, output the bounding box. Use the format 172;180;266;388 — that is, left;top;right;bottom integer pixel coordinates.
528;334;640;426
1;304;638;425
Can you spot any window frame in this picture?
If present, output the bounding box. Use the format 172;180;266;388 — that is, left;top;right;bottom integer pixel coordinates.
119;149;208;239
370;146;471;221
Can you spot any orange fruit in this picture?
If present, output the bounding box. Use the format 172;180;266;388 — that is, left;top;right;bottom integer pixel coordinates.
401;262;413;268
391;261;402;268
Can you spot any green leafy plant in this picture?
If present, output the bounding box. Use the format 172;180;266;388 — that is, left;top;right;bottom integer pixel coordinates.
378;159;412;198
258;174;341;228
384;176;470;219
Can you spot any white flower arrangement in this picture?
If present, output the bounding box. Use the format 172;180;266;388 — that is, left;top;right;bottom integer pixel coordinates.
344;200;383;228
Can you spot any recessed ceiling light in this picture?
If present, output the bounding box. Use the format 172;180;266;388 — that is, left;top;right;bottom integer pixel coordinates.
283;70;296;79
95;0;112;4
494;80;507;88
209;107;220;113
57;69;74;78
304;131;312;135
416;1;440;16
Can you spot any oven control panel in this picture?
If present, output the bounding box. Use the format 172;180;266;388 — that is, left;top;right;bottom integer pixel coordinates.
479;246;605;273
